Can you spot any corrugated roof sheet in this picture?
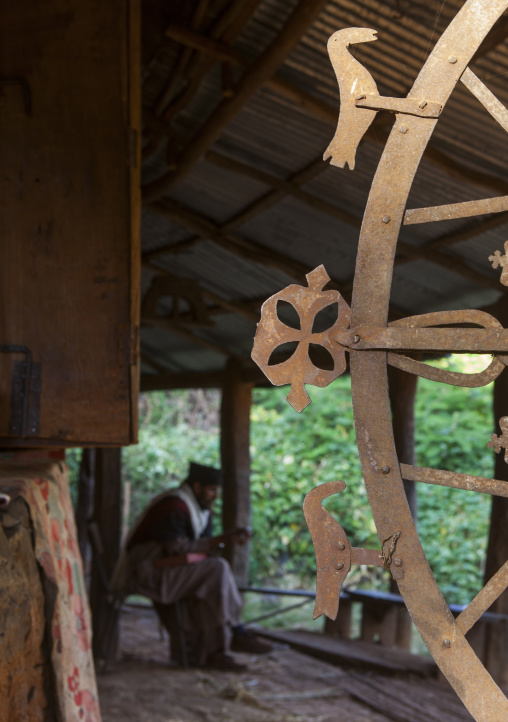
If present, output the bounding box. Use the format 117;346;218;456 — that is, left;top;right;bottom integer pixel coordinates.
140;0;508;381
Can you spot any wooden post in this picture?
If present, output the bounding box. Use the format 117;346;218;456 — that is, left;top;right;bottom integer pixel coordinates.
90;447;122;660
483;297;508;685
75;448;96;566
220;359;253;586
388;364;418;650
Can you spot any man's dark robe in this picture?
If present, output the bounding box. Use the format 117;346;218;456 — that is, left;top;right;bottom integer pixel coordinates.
115;483;242;666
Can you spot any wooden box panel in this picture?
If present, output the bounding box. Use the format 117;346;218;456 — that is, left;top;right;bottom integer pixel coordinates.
0;0;140;446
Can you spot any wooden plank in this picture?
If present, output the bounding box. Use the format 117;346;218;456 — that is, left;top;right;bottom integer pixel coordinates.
220;359;253;585
252;628;437;676
0;0;140;446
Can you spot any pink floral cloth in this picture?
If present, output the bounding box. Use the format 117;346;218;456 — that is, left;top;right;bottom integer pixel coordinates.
0;451;101;722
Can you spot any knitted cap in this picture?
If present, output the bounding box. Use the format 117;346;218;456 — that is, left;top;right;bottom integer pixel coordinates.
187;462;223;486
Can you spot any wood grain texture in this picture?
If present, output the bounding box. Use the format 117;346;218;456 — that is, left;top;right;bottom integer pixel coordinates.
0;0;140;446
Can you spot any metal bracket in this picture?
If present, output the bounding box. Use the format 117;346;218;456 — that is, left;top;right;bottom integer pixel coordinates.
0;346;41;437
355;93;442;117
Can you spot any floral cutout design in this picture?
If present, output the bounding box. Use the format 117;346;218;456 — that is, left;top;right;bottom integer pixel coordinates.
252;265;351;412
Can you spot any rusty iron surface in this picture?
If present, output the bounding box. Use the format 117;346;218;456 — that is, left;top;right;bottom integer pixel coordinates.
252;2;508;719
404;194;508;225
355;94;443;118
303;481;382;620
490;240;508;285
488;416;508;461
461;66;508;134
252;265;350;412
400;464;508;498
457;560;508;635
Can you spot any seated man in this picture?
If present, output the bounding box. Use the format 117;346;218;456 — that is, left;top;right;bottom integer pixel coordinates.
115;462;271;670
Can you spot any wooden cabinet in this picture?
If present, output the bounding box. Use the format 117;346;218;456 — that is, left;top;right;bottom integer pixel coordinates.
0;0;140;446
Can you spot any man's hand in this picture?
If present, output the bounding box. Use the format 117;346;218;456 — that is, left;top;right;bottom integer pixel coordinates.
212;527;252;549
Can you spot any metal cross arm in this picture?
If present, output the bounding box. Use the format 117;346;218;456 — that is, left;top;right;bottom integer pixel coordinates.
335;327;508;353
355;94;443;118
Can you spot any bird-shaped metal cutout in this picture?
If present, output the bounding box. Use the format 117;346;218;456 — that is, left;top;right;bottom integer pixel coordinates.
303;481;383;620
323;28;379;170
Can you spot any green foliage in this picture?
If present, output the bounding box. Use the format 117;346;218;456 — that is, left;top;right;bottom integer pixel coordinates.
122;390;221;524
116;353;494;606
250;378;378;587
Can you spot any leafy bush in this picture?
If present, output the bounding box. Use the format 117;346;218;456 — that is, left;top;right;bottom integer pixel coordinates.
70;354;495;606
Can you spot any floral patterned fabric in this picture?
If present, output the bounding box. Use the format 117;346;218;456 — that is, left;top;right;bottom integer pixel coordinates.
0;451;101;722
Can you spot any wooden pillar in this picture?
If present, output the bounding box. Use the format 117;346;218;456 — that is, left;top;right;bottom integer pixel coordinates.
90;447;122;660
388;364;418;649
483;297;508;685
220;359;253;586
75;448;96;567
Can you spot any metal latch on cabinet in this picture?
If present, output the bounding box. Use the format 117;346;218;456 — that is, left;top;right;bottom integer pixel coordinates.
0;345;41;437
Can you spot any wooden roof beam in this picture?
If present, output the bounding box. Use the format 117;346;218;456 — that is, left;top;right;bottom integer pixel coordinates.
155;0;262;121
141;316;239;359
143;0;329;202
150;23;508;201
204;150;501;293
142;259;261;323
145;198;350;297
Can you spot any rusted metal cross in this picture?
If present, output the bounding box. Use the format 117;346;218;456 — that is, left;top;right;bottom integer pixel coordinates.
488;416;508;462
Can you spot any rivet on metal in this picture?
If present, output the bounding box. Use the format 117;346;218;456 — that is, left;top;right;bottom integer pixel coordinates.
382;215;391;223
448;55;457;64
353;334;361;343
381;466;391;474
336;562;344;570
393;558;402;567
338;541;345;550
443;638;452;648
418;100;427;109
399;125;408;134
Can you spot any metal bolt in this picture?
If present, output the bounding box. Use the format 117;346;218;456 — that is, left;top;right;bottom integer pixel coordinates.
399;125;408;134
381;466;391;474
338;541;345;550
355;93;366;101
382;215;391;223
337;562;344;570
418;100;427;109
353;335;361;343
448;55;457;64
393;558;402;567
443;638;452;648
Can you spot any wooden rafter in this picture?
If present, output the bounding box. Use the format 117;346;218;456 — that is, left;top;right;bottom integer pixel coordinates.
204;151;503;292
145;198;350;295
142;0;329;201
155;25;508;200
141;316;239;359
142;259;261;323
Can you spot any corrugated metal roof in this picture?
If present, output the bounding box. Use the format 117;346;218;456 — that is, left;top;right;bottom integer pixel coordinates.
139;0;508;382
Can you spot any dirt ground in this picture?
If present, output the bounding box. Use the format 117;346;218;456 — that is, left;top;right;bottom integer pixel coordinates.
96;605;393;722
97;605;475;722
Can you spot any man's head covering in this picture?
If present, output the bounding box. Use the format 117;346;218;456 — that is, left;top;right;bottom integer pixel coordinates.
187;461;223;487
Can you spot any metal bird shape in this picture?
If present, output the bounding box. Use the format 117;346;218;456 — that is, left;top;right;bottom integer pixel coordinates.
323;27;379;170
303;480;352;620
